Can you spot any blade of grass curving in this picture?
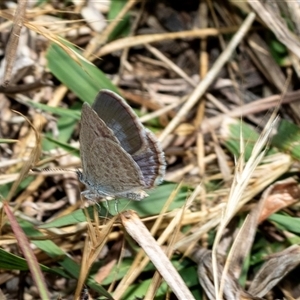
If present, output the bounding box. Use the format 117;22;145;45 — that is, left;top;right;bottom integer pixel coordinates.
6;111;41;202
27;100;81;119
0;247;48;271
0;10;92;68
40;104;80;152
3;202;50;299
46;43;118;104
43;136;80;157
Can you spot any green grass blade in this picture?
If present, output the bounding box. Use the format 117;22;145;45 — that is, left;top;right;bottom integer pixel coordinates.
46;43;119;104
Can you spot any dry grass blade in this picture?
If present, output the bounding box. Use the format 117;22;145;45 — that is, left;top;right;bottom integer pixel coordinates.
112;185;183;299
0;9;91;67
192;248;264;300
214;68;292;298
223;175;292;282
97;26;242;57
112;241;147;298
246;33;287;92
74;211;116;299
202;90;300;134
248;1;300;60
2;0;27;86
144;43;196;87
225;213;258;280
213;117;280;299
3;202;50;299
6;110;41;203
174;152;292;251
85;0;137;59
120;210;195;300
139;96;186;123
211;179;300;298
248;245;300;298
158;12;256;146
217;163;293;288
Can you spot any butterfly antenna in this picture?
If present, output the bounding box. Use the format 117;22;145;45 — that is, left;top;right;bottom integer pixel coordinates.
30;167;77;175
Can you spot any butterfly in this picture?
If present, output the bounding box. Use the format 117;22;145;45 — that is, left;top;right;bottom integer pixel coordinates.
77;89;165;201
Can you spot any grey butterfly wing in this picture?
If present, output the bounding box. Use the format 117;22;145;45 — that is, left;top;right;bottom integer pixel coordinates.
132;129;166;188
80;102;119;170
80;137;146;198
79;91;165;200
92;90;147;155
80;103;120;145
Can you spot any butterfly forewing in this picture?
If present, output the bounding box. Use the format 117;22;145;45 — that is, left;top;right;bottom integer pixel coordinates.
80;103;120;145
92;90;147;155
